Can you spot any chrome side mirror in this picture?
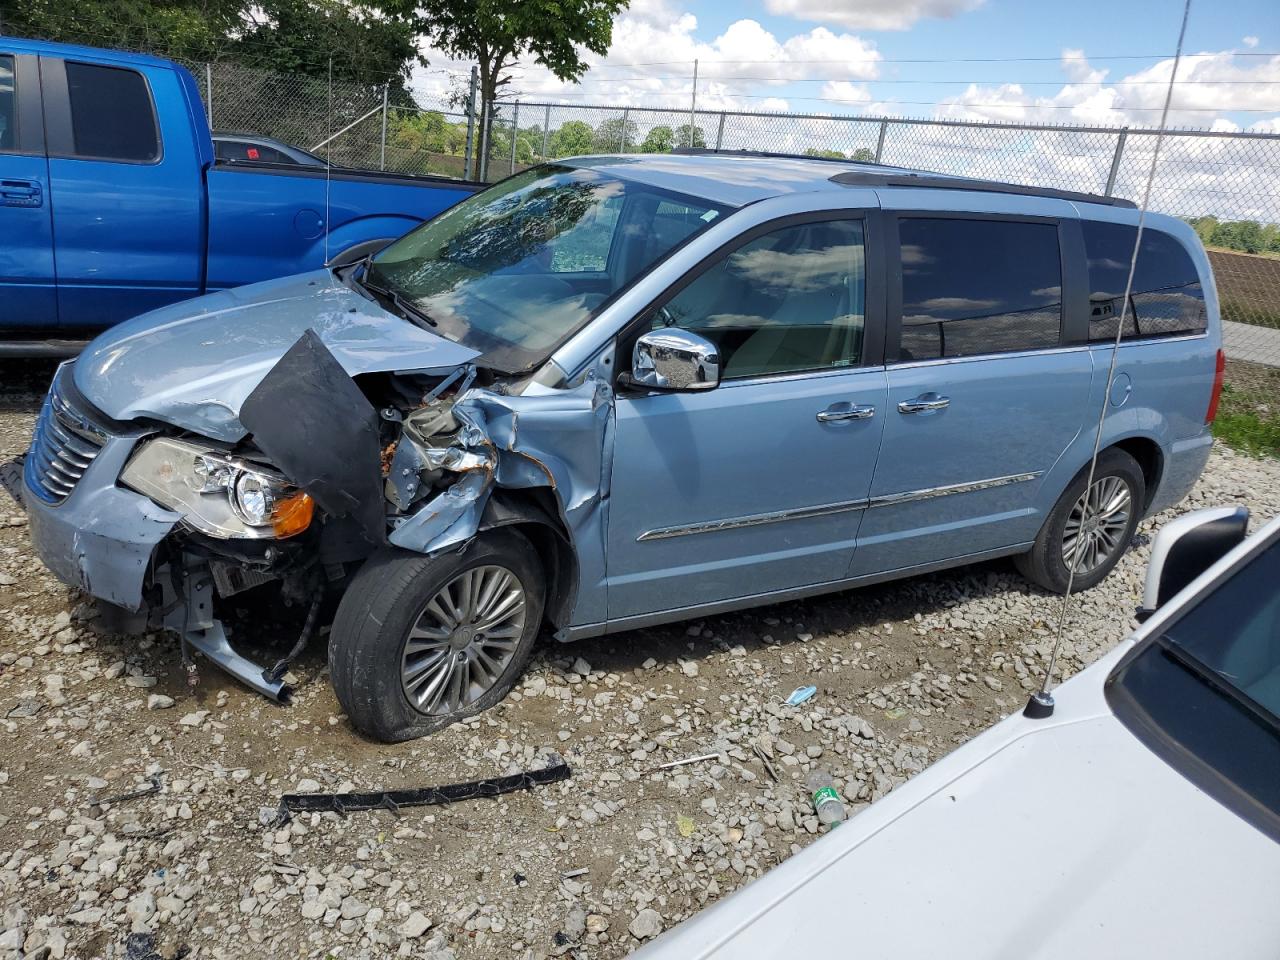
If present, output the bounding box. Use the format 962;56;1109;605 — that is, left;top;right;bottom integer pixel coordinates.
629;329;721;392
1138;506;1249;620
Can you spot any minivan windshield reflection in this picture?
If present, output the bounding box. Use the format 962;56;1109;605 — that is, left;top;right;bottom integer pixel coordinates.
366;165;727;373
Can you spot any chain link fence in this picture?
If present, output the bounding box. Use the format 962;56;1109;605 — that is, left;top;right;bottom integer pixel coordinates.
195;61;1280;339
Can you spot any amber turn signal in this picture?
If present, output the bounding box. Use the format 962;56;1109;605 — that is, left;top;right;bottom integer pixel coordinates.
271;491;314;538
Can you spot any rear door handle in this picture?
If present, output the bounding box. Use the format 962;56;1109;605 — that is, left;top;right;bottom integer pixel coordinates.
817;402;876;422
898;393;950;414
0;179;42;208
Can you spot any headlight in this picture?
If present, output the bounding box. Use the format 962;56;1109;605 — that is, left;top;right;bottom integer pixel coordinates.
121;438;313;539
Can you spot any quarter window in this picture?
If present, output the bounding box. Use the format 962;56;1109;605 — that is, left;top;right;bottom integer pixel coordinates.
1083;221;1206;340
0;55;15;151
64;62;159;162
654;219;867;379
897;218;1063;361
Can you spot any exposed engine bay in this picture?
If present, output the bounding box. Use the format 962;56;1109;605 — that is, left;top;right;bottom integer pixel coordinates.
118;330;613;703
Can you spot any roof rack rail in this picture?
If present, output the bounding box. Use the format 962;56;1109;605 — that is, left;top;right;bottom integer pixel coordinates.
827;169;1136;208
670;147;892;167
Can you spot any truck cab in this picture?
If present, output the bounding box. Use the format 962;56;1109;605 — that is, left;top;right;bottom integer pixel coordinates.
0;38;478;353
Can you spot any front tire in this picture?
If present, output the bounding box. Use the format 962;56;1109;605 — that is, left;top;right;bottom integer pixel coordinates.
329;530;545;742
1015;449;1146;594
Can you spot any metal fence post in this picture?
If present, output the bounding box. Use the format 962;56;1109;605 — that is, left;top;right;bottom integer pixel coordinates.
379;84;389;170
1105;128;1129;196
206;63;214;125
463;65;478;180
875;119;888;163
688;59;698;147
619;108;630;151
542;104;551;159
715;112;726;150
510;102;520;175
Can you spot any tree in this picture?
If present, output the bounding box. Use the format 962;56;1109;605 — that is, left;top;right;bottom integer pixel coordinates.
675;124;706;149
803;147;844;159
640;125;675;153
593;116;639;152
550;120;595;158
416;0;630;178
852;146;876;162
0;0;423;87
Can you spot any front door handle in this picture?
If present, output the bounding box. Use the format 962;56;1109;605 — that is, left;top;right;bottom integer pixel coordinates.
0;179;41;208
898;393;950;414
817;402;876;422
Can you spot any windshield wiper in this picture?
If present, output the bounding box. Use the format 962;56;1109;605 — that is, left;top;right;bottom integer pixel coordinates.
358;268;438;329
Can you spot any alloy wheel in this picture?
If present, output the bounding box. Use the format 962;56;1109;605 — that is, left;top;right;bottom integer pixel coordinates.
400;565;527;716
1061;475;1133;575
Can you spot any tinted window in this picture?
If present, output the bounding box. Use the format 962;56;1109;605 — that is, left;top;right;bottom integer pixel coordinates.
217;140;291;163
65;62;159;162
656;219;866;379
1106;536;1280;840
898;218;1062;361
0;56;14;151
1084;221;1206;340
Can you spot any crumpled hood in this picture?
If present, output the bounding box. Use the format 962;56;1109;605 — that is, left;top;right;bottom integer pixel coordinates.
75;270;480;441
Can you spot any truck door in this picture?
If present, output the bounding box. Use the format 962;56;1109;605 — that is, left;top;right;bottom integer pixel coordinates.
0;53;58;335
40;55;204;331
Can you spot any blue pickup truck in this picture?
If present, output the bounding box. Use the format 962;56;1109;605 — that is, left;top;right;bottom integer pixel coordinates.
0;38;479;354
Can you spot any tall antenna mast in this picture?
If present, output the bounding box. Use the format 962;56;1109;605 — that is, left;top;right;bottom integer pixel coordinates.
1024;0;1194;719
323;57;333;270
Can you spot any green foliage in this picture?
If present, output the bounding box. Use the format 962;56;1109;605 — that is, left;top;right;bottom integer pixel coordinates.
415;0;628;176
852;146;875;162
0;0;423;85
551;120;595;158
1212;365;1280;459
674;124;706;149
593;116;639;152
640;125;675;153
803;147;844;159
1187;216;1280;257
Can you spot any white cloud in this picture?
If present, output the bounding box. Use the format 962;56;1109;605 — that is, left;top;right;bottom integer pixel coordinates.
1243;36;1259;48
930;48;1280;129
411;12;881;115
764;0;985;31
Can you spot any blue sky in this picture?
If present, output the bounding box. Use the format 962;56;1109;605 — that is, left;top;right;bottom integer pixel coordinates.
415;0;1280;131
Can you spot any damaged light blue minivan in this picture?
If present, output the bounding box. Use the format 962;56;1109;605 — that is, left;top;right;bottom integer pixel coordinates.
13;153;1224;741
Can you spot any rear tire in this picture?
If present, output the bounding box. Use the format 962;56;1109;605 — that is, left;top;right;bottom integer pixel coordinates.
329;529;544;742
1015;449;1146;594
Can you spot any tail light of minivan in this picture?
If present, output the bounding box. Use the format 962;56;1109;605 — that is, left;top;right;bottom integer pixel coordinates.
1205;348;1225;424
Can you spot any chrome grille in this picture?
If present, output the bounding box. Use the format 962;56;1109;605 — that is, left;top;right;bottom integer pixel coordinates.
25;372;108;505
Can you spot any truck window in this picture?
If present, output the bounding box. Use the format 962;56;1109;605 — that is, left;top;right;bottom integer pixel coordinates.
0;55;14;151
1083;221;1207;340
64;61;159;163
897;217;1063;361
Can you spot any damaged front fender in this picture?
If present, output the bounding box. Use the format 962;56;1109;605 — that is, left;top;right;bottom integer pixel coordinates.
389;379;615;623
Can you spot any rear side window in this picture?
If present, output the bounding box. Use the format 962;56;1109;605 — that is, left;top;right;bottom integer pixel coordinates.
897;218;1063;361
1084;221;1206;340
0;55;15;151
217;140;292;164
64;62;159;162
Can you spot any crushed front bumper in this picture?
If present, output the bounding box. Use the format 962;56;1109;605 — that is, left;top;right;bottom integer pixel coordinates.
17;433;182;610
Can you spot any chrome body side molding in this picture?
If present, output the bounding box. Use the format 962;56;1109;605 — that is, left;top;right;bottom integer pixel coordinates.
636;471;1043;542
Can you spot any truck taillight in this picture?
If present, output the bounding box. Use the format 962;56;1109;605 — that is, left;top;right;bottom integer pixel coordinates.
1205;348;1225;424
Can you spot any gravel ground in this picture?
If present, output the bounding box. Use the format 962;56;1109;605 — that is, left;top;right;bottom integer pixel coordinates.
2;358;1279;960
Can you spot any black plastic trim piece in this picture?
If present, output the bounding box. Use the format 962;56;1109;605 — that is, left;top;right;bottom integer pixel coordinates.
269;755;572;825
832;169;1136;209
10;54;45;155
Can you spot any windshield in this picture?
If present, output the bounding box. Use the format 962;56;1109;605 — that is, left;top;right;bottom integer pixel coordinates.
365;165;728;373
1106;531;1280;840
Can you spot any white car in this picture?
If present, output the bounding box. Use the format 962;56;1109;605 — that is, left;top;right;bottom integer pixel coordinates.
635;507;1280;959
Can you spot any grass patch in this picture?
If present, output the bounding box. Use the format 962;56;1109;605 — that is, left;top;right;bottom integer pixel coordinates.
1213;361;1280;458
